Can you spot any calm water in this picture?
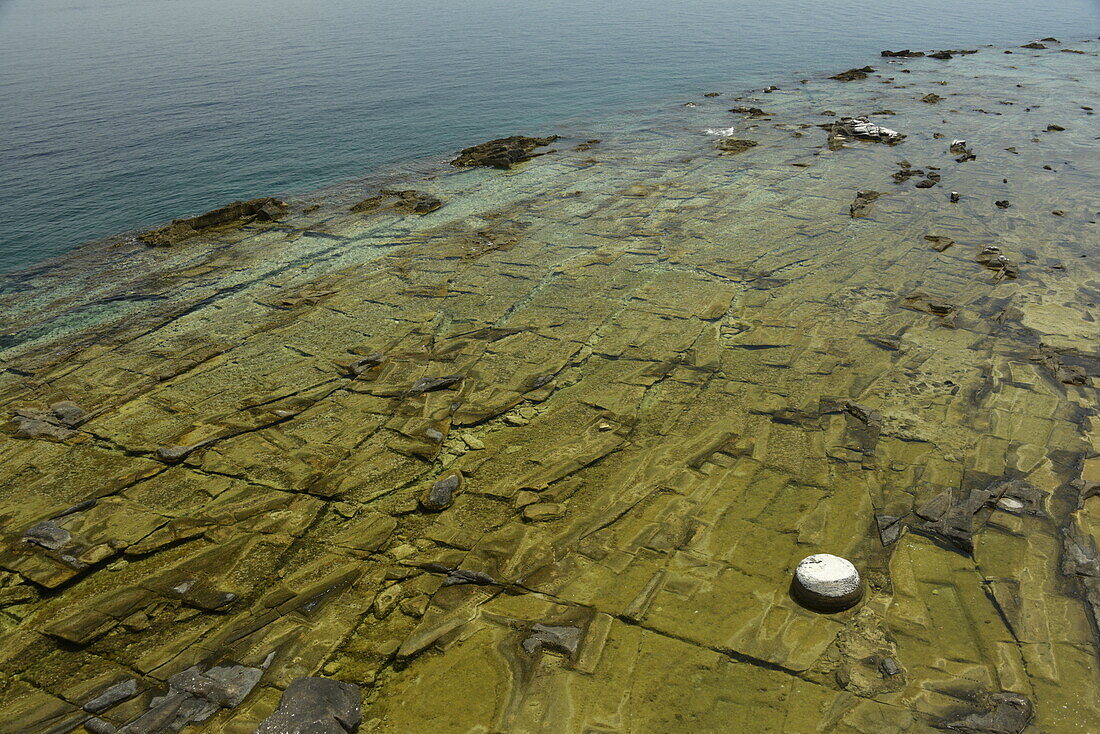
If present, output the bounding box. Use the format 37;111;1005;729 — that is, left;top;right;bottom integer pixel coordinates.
1;0;1098;273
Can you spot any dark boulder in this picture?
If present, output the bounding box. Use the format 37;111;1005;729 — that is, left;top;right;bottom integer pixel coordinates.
451;135;559;169
255;677;362;734
715;138;758;155
881;49;925;58
420;471;463;512
830;66;875;82
850;190;884;218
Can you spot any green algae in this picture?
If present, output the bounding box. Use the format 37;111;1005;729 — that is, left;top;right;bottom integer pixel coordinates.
0;41;1098;733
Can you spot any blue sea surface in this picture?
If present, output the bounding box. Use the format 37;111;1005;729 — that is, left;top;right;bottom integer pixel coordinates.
1;0;1098;273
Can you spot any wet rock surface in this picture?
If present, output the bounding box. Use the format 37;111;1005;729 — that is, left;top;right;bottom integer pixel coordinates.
0;40;1098;733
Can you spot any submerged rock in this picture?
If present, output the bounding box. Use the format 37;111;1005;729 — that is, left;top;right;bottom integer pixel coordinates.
729;105;768;118
351;189;443;215
409;375;463;394
522;623;583;656
715;138;759;155
255;677;362;734
935;692;1033;733
84;679;139;714
830;66;875;82
141;198;287;246
849;190;884;218
977;246;1019;278
881;49;925;58
921;93;943;104
924;235;955;252
451;135;559;169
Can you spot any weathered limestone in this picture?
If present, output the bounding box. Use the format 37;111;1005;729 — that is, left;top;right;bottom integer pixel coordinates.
0;40;1097;734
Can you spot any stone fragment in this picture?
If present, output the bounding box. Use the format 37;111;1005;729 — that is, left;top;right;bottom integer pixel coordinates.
1021;42;1047;49
921;93;943;104
995;200;1010;208
1046;123;1065;131
875;515;903;546
255;677;362;734
84;679;139;714
451;135;558;169
420;471;462;512
881;49;925;57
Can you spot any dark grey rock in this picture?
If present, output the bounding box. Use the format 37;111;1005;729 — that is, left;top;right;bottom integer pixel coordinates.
522;623;583;657
255;677;362;734
84;678;139;713
409;375;463;394
875;515;903;546
442;568;496;587
23;521;71;550
85;718;118;734
935;692;1032;733
420;472;462;512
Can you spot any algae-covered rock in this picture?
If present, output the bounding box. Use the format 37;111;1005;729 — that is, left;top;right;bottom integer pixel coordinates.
451;135;559;169
141;197;287;246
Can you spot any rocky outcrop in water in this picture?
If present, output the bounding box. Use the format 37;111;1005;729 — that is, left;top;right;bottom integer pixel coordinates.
830;66;875;82
451;135;559;169
141;198;287;246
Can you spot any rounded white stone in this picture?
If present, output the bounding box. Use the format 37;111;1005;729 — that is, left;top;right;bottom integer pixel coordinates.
795;554;861;598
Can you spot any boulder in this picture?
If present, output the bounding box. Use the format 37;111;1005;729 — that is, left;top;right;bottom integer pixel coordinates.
849;190;884;218
255;677;361;734
715;138;758;154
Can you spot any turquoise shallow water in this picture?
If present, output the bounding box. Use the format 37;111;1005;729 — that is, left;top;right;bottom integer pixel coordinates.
1;0;1098;273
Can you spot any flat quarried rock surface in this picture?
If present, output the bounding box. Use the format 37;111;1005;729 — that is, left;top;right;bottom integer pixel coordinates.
0;40;1098;734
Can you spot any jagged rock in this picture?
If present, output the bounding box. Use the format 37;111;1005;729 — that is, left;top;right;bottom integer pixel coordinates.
921;93;943;104
951;139;976;162
935;692;1033;733
440;568;496;587
715;138;758;154
84;679;139;714
1021;42;1047;50
54;499;98;519
256;677;362;734
117;662;263;732
977;246;1019;278
420;471;462;512
409;375;463;394
875;515;903;546
155;444;202;463
522;623;583;656
881;49;925;58
831;66;875;82
141;198;287;246
704;92;720;97
85;718;117;734
1046;124;1065;131
995;200;1011;208
23;521;71;550
824;118;904;149
849;190;884;218
451;135;558;169
575;139;600;151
